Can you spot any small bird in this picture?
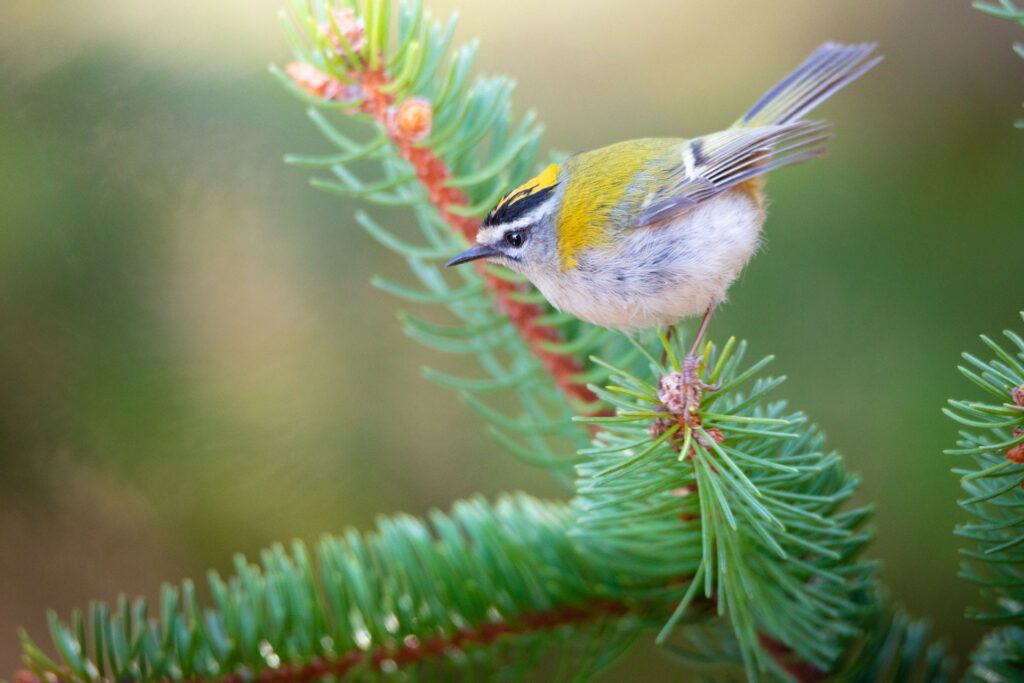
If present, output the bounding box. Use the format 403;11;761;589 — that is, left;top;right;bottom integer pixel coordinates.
447;43;880;401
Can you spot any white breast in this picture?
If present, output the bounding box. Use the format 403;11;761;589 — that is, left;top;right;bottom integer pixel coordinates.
529;188;765;331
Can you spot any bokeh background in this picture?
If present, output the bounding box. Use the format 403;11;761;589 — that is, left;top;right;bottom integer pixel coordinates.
1;0;1022;678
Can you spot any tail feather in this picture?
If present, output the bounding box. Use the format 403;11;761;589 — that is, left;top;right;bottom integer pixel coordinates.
738;42;880;127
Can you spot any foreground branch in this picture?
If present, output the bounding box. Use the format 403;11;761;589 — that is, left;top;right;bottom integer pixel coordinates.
16;600;634;683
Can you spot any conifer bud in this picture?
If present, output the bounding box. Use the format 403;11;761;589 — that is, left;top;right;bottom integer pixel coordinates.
1006;427;1024;464
286;62;346;101
393;98;433;141
322;8;367;59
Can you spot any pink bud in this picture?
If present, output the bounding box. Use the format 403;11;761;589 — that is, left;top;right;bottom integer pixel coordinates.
322;8;367;58
286;62;346;101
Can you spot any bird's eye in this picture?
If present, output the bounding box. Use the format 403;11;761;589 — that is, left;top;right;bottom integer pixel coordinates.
504;230;525;248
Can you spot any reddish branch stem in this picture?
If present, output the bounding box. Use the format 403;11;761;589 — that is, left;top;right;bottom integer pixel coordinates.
760;634;828;683
13;596;827;683
289;62;599;408
243;601;630;683
14;601;633;683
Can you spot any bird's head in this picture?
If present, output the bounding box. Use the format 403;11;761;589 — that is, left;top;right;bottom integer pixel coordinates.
445;163;562;277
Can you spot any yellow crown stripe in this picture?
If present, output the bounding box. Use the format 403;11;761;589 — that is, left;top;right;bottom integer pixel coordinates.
497;163;560;210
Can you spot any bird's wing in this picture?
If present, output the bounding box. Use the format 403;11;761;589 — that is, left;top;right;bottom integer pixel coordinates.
631;120;832;228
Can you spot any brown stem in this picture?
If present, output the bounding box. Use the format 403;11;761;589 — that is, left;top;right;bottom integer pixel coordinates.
288;62;600;409
13;590;826;683
760;634;827;683
14;600;634;683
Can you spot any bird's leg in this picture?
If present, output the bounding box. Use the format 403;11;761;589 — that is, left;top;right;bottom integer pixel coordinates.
683;305;719;393
686;304;716;363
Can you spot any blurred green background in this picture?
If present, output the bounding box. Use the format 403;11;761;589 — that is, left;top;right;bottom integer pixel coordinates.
1;0;1022;678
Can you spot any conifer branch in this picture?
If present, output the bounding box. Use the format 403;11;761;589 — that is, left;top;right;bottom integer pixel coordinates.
14;495;647;683
280;0;607;412
947;311;1024;679
274;0;644;477
21;601;633;683
285;55;596;407
831;600;954;682
571;335;875;679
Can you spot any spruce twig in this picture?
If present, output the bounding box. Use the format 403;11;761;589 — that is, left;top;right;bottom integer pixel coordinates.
947;311;1024;679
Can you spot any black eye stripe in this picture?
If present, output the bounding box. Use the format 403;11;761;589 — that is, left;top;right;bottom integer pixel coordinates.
484;184;558;228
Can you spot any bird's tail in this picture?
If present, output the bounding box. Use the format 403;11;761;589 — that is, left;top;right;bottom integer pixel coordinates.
736;42;880;128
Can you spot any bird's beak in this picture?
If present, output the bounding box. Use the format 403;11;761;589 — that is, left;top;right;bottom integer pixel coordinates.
445;243;500;267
